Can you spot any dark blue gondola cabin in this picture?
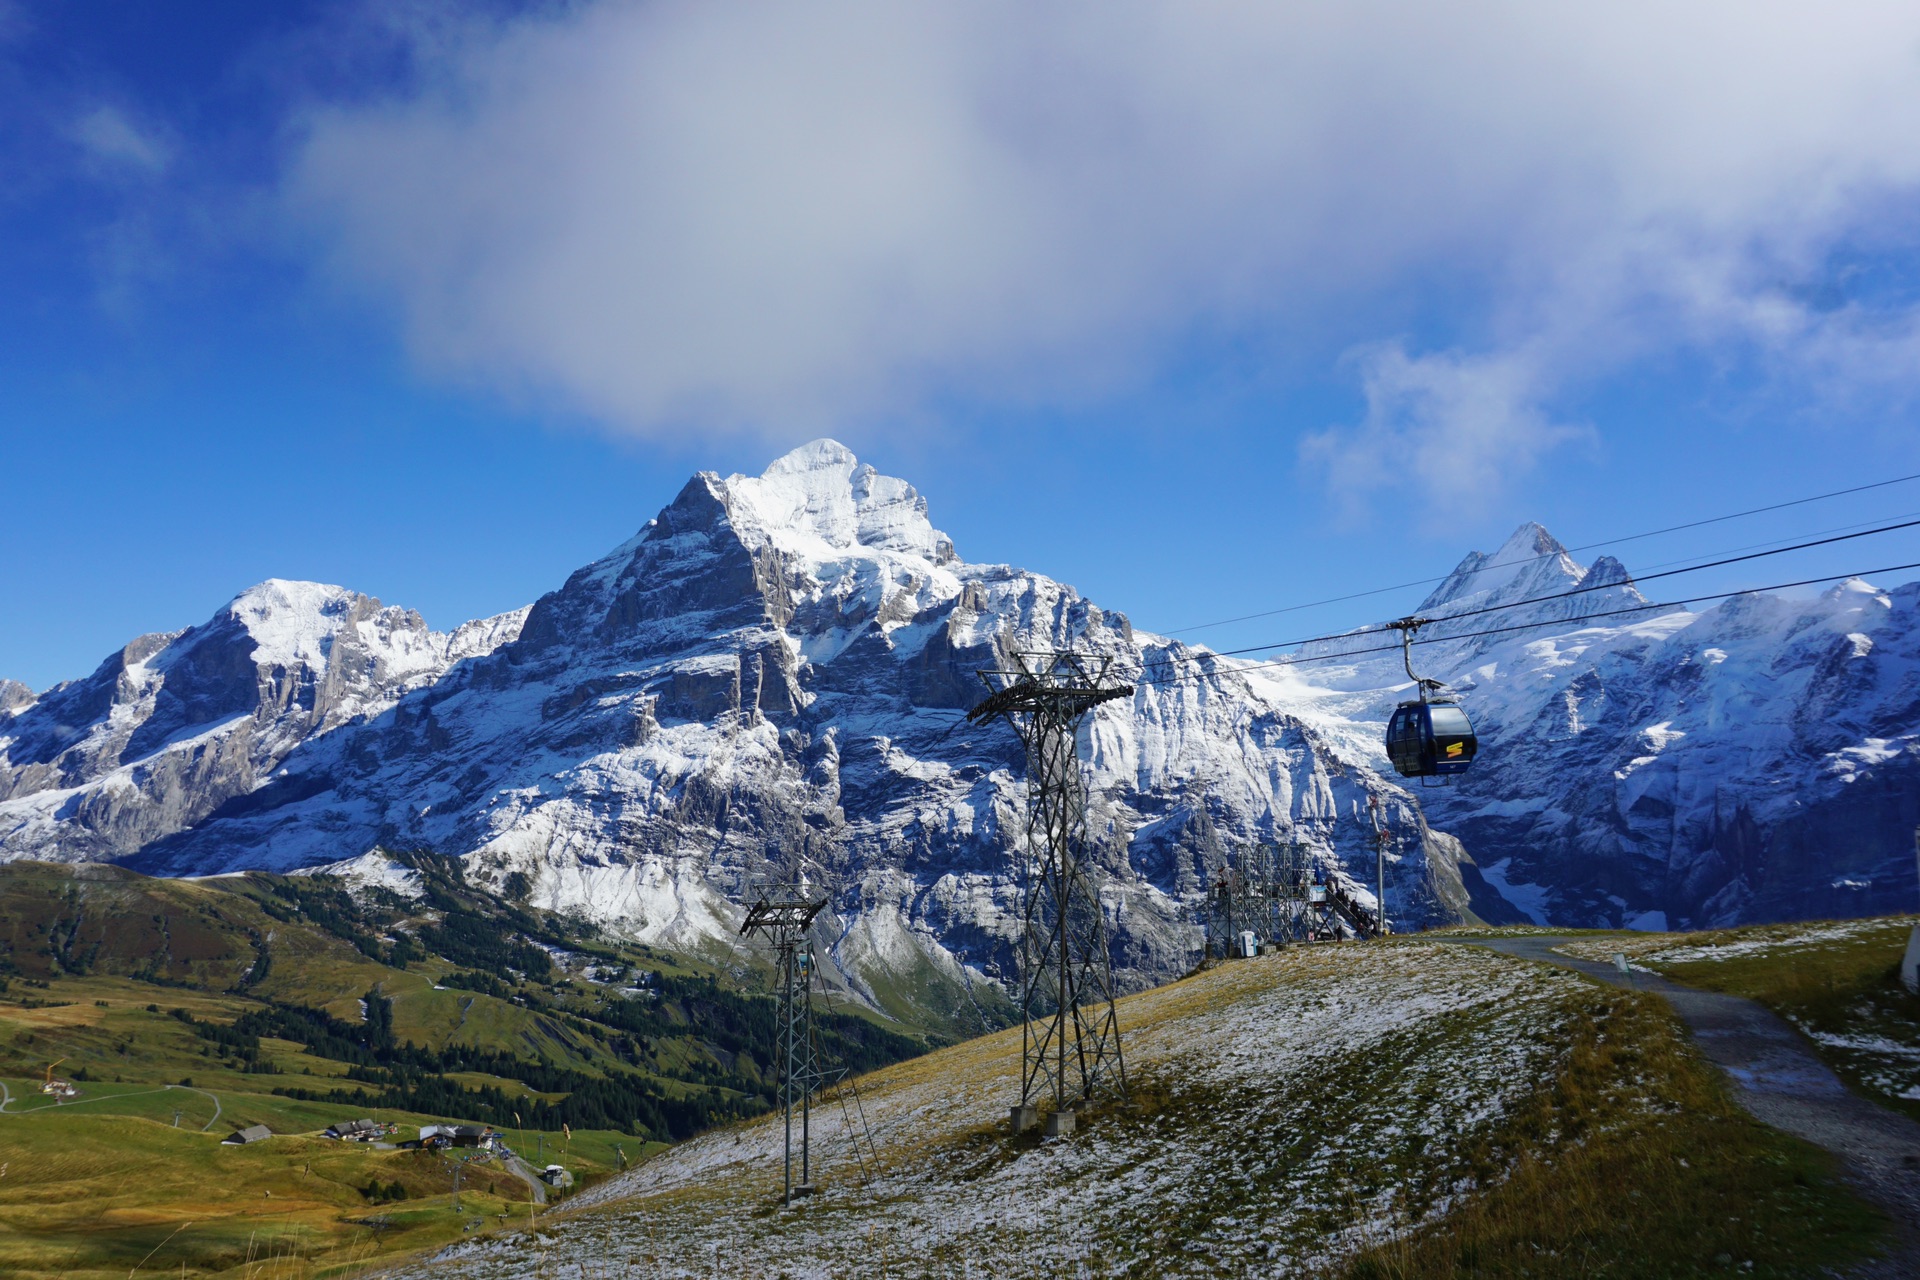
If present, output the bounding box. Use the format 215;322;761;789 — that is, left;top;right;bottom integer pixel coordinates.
1385;700;1478;778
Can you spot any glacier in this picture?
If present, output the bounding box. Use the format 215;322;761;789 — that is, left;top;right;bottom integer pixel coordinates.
1360;524;1920;928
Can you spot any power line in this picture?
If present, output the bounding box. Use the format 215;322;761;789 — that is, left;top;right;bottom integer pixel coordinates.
1163;470;1920;637
1629;508;1920;577
1371;515;1920;636
1134;559;1920;691
1569;473;1920;554
1146;560;1918;686
1188;515;1920;663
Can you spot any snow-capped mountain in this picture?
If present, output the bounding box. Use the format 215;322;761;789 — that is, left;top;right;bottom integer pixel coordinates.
5;442;1911;1010
0;582;526;862
1307;522;1920;929
0;441;1465;1020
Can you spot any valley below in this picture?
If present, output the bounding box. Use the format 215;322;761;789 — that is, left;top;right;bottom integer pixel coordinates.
1;858;1916;1277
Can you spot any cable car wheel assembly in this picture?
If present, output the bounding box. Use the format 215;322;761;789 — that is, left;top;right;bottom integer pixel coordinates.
1382;616;1478;783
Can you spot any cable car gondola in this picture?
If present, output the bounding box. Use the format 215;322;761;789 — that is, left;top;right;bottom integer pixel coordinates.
1383;617;1477;780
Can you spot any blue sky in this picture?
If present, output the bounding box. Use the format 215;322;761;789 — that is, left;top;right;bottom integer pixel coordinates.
6;2;1920;692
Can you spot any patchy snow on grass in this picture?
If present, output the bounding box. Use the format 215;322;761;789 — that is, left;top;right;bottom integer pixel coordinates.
1557;916;1920;1114
1801;1029;1920;1058
1797;1014;1920;1107
1557;917;1920;967
394;943;1583;1279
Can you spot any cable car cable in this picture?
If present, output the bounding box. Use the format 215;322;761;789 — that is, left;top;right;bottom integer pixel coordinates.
1130;558;1920;690
1146;550;1919;781
1173;514;1920;664
1627;508;1920;578
1163;470;1920;637
1333;514;1920;641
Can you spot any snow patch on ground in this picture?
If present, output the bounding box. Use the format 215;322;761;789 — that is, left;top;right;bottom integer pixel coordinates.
388;944;1581;1280
298;851;425;900
1640;920;1901;965
1556;918;1916;966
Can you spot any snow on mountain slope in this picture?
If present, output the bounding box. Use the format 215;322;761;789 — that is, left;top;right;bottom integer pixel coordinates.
0;680;32;714
1303;524;1920;929
107;442;1467;1019
12;443;1902;1000
0;584;527;861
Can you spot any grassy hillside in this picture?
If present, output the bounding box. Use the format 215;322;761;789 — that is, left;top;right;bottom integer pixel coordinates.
6;863;1908;1278
0;857;930;1277
1559;915;1920;1121
398;939;1886;1280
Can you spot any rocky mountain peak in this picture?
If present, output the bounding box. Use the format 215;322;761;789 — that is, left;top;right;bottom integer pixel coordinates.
217;579;521;686
8;440;1914;979
224;579;387;671
0;577;530;862
719;439;956;566
1418;522;1583;615
1825;577;1894;607
0;680;32;714
1409;525;1664;652
1575;555;1634;592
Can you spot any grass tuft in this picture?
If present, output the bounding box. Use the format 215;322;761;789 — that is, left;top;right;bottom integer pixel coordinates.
1338;990;1884;1279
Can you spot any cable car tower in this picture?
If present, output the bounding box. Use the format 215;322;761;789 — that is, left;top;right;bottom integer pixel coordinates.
1204;860;1246;961
1368;795;1391;938
740;882;831;1204
1206;844;1279;960
967;651;1132;1134
1272;840;1343;941
1383;617;1479;781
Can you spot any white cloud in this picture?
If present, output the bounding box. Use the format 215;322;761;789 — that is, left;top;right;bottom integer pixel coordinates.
74;105;171;175
285;0;1920;466
1301;345;1589;511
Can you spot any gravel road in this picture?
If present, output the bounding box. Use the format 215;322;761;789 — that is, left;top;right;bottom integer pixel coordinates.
1455;936;1920;1278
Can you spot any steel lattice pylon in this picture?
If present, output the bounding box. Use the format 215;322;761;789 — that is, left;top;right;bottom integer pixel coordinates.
967;651;1132;1127
740;885;831;1204
1269;839;1332;944
1205;844;1283;960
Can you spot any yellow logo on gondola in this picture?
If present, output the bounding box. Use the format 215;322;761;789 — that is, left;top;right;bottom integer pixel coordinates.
1445;742;1463;757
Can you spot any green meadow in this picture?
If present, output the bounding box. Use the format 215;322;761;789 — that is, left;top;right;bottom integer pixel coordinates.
0;857;926;1277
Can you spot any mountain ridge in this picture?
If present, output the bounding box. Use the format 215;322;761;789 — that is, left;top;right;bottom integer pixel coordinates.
0;582;527;862
1;441;1470;1020
1308;522;1920;928
4;440;1914;1002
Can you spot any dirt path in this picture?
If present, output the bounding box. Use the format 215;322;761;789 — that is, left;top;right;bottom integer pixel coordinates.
170;1082;222;1131
1455;936;1920;1277
504;1155;549;1206
0;1078;209;1121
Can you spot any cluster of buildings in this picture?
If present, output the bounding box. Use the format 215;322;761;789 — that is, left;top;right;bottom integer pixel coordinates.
222;1119;490;1149
325;1118;400;1141
415;1123;499;1150
214;1117;577;1188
